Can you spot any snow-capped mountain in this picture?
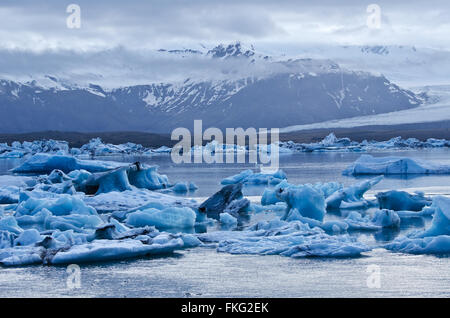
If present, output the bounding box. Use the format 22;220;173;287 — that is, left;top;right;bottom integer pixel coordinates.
285;45;450;87
0;43;424;133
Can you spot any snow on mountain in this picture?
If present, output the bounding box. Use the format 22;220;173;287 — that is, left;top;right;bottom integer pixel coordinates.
0;43;426;133
284;45;450;87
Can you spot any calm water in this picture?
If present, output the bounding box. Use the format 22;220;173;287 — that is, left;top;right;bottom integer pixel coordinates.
0;149;449;297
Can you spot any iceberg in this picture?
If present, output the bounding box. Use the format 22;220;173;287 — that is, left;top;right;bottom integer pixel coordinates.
413;196;450;238
275;184;326;222
371;210;401;228
325;176;382;210
384;236;450;255
221;169;287;185
85;188;197;214
15;194;98;218
198;183;245;218
385;196;450;254
376;190;431;211
125;207;197;229
219;212;238;227
49;236;183;264
11;153;124;174
0;186;21;204
198;220;371;258
343;154;450;175
126;163;170;190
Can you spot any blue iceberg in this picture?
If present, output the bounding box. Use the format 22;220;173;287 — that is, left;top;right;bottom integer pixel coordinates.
343;155;450;175
12;153;123;174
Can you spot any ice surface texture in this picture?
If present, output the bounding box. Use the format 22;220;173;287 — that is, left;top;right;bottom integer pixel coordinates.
343;154;450;175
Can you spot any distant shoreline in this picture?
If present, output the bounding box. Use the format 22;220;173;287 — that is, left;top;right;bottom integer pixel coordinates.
1;120;449;148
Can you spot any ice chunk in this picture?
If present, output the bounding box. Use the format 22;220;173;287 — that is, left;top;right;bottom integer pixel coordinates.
0;230;15;249
385;236;450;254
0;216;23;234
343;155;450;175
14;229;43;246
84;167;132;194
85;188;197;214
172;182;189;193
15;194;98;218
198;220;371;258
261;188;280;206
223;198;250;218
344;212;381;231
0;186;20;204
276;184;326;221
326;176;382;210
125;207;197;229
126;163;169;190
372;210;401;228
198;183;244;218
384;197;450;254
221;169;287;185
219;212;238;227
49;236;184;264
11;153;123;174
414;196;450;238
285;209;348;233
43;213;103;232
376;190;431;211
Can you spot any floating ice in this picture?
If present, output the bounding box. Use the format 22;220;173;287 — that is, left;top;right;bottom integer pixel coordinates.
0;139;69;159
85;188;197;214
126;163;169;190
219;212;238;227
49;236;183;264
12;153;123;174
198;220;371;258
326;176;382;209
125;207;197;229
384;236;450;254
0;216;23;234
279;134;450;153
414;196;450;238
198;183;245;218
285;209;348;233
172;182;189;193
343;154;450;175
371;210;401;228
376;190;431;211
15;194;98;218
276;184;326;222
221;169;287;185
0;186;20;204
385;196;450;254
80;138;146;156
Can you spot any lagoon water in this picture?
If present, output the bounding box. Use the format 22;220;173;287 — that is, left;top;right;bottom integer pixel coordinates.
0;149;449;297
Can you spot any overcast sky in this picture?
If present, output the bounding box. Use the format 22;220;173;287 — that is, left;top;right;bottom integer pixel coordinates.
0;0;449;53
0;1;449;87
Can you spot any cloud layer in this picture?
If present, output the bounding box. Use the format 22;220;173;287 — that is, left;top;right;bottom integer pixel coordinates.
0;0;449;52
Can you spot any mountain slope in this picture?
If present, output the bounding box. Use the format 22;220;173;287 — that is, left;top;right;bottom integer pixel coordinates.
0;43;423;133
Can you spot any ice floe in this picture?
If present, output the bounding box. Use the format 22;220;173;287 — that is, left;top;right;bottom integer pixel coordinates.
197;219;371;258
12;153;124;174
385;196;450;254
343;154;450;175
221;169;287;185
